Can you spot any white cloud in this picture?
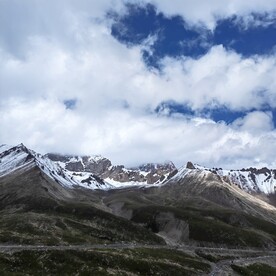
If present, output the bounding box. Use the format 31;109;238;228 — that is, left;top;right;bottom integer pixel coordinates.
158;46;276;110
2;98;276;169
144;0;276;29
232;111;274;134
0;1;276;169
0;0;126;58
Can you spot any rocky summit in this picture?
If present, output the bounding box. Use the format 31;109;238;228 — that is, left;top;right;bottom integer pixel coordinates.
46;153;177;185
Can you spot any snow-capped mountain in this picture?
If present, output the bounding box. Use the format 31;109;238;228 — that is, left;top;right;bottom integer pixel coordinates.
213;167;276;194
176;162;276;195
0;144;113;190
0;144;176;190
1;144;276;196
1;144;276;253
46;153;177;186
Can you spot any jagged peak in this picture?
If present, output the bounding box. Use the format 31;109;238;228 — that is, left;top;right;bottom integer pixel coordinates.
179;161;276;195
46;153;110;163
0;143;31;156
130;161;176;172
1;143;276;194
18;142;25;147
87;155;110;163
186;161;196;169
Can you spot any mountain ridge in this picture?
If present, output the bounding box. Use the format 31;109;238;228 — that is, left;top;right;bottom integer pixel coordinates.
0;144;112;190
186;162;276;195
1;143;276;197
1;143;276;250
46;152;177;186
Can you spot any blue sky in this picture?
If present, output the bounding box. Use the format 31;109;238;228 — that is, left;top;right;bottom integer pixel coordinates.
0;0;276;169
111;3;276;124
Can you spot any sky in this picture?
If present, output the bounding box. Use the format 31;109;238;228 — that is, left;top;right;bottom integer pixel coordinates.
0;0;276;169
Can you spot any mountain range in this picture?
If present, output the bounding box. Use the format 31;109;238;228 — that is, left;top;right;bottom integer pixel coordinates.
0;143;276;274
1;143;276;197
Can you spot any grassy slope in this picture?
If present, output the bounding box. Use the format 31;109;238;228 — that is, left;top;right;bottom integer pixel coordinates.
105;187;276;248
130;204;276;248
1;166;276;248
0;248;211;275
0;168;164;245
231;263;276;275
0;198;164;245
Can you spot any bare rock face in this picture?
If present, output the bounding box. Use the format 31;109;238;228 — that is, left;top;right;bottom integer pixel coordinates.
82;156;112;175
131;162;177;184
66;161;84;172
101;162;177;184
46;154;112;174
208;166;276;194
155;212;189;244
47;153;176;185
46;153;71;163
137;162;175;173
103;165;146;182
186;161;196;169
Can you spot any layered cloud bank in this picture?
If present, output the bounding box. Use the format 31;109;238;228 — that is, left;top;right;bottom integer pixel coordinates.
0;0;275;169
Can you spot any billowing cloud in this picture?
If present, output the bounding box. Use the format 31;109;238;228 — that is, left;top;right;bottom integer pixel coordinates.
0;0;276;169
232;111;274;134
159;46;276;110
2;98;276;169
145;0;276;29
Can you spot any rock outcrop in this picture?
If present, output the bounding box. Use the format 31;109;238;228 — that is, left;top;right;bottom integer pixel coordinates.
46;153;177;185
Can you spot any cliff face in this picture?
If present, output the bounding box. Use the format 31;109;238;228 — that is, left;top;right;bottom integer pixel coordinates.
46;153;177;185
